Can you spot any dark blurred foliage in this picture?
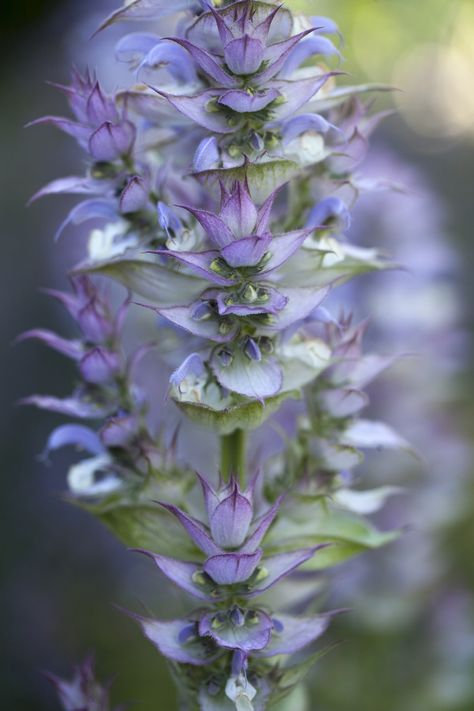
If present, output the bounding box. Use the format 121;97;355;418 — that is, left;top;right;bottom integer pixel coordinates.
1;1;473;710
0;1;61;40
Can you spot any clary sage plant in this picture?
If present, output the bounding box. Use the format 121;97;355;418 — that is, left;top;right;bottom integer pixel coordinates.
23;1;411;709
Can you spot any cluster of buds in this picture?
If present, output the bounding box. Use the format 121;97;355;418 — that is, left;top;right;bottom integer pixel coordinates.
19;276;157;497
29;70;202;261
291;317;411;488
24;1;407;709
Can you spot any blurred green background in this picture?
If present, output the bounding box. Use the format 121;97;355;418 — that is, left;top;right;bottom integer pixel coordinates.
0;1;473;709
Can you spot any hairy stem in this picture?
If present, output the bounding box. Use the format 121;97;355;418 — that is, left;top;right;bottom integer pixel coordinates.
220;428;246;485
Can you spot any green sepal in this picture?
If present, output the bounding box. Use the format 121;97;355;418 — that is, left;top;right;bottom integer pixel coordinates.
195;159;300;203
280;247;398;290
76;258;207;307
71;488;199;558
173;389;300;435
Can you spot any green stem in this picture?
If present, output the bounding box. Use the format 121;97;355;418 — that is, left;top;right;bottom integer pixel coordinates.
220;429;246;486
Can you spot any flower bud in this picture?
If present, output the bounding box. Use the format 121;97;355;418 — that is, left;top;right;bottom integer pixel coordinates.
224;36;265;76
119;176;149;213
88;120;136;162
86;82;118;125
79;347;121;384
209;484;253;549
100;415;138;448
77;301;114;344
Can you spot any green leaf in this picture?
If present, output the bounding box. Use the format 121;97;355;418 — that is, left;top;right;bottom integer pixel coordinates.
265;502;400;568
77;258;207;307
280;244;396;289
174;389;300;435
76;496;199;558
279;338;332;391
269;686;309;711
268;643;340;707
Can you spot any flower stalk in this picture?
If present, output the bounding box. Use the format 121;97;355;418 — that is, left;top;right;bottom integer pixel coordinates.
22;1;409;709
221;429;247;485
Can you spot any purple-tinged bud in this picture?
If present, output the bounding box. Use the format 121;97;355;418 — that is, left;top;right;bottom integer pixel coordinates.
79;347;121;385
88;120;136;162
65;72;94;124
119;176;149;213
224;36;265;76
209;483;253;549
100;415;138;448
244;338;262;362
220;181;258;239
77;300;115;344
86;82;119;125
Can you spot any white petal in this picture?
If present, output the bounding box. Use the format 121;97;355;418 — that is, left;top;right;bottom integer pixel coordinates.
67;455;122;496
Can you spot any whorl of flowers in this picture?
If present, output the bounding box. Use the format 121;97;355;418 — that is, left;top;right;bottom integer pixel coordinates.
23;2;409;710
